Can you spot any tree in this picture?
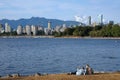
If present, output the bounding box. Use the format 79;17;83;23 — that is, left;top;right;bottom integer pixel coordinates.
73;29;80;36
111;24;120;37
94;25;102;31
64;28;75;36
53;31;62;37
100;25;112;37
73;26;81;36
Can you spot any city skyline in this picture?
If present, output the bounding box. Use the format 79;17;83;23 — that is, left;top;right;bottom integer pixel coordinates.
0;0;120;23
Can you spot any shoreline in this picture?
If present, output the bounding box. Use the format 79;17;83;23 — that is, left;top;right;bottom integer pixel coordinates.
0;71;120;80
0;71;119;77
1;36;120;39
0;36;54;38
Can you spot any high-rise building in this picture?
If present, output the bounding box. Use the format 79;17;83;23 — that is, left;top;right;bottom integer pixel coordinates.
0;23;4;33
44;28;49;35
25;25;31;35
17;25;23;35
88;16;91;25
5;23;11;33
31;25;35;33
38;26;43;31
48;21;51;30
22;27;26;34
44;28;52;35
60;24;67;32
60;27;67;32
31;25;38;36
100;14;103;25
63;24;66;28
98;14;103;25
44;21;52;35
55;26;61;32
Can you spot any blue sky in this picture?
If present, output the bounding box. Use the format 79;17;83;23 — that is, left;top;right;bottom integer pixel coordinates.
0;0;120;23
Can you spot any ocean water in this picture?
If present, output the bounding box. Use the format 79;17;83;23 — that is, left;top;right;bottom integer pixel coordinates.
0;38;120;76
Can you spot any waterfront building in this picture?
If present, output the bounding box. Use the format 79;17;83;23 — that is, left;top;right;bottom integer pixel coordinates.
31;25;34;33
60;25;67;32
17;25;23;35
44;28;52;35
63;24;66;28
22;27;26;34
44;21;52;35
55;26;61;32
5;23;12;33
31;25;38;36
0;23;4;33
25;25;31;35
38;26;44;31
48;21;51;30
54;24;67;33
37;26;44;35
44;28;49;35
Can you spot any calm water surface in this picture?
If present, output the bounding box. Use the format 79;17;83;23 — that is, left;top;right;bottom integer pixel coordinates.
0;38;120;76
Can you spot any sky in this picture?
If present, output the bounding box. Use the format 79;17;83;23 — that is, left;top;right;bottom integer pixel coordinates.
0;0;120;23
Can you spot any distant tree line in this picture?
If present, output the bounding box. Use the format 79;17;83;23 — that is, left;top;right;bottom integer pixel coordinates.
1;23;120;37
54;24;120;37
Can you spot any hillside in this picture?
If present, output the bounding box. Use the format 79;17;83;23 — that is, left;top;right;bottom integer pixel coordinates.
0;17;81;29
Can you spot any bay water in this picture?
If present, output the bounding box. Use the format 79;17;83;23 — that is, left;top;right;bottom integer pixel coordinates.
0;38;120;76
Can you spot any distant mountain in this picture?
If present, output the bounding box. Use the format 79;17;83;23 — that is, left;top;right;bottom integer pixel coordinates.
0;17;81;29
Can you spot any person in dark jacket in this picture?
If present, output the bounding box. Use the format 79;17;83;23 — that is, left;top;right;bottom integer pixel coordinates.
85;64;94;75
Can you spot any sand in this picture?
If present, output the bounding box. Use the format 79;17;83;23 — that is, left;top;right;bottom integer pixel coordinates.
0;72;120;80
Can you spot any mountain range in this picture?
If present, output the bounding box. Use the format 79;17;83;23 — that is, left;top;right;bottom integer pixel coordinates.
0;17;81;29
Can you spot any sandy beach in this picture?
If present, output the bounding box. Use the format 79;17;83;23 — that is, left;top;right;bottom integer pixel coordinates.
0;72;120;80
